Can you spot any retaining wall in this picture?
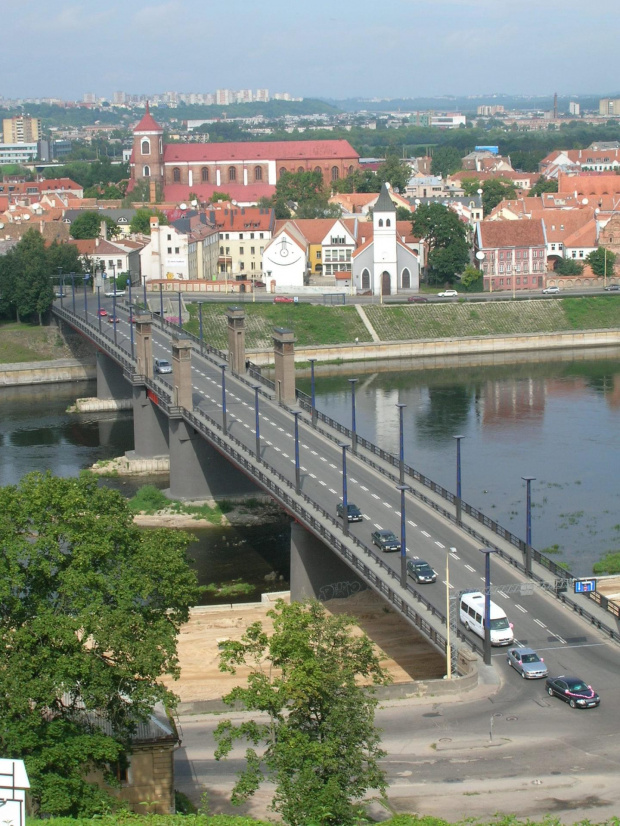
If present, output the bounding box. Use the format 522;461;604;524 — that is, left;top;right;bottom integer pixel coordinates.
0;359;96;386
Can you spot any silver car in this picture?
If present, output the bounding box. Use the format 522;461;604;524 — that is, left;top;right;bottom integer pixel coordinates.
506;646;548;679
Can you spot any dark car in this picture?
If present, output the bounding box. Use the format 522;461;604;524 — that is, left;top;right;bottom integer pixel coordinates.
371;529;401;552
507;646;548;679
604;284;620;291
408;296;428;303
407;559;437;583
545;675;600;708
336;503;363;522
107;315;120;323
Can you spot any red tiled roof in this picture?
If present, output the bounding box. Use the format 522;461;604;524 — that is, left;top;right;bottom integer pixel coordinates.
163;139;359;163
275;218;340;244
133;103;163;133
205;205;274;232
478;219;545;248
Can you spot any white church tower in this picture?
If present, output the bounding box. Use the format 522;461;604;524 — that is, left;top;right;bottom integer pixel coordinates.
372;182;398;295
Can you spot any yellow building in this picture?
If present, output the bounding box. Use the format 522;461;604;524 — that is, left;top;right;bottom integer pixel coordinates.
3;115;41;144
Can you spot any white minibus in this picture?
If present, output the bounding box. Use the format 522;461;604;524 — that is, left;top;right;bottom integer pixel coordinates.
459;590;514;646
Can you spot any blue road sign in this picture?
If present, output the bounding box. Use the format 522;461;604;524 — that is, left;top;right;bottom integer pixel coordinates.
574;578;596;594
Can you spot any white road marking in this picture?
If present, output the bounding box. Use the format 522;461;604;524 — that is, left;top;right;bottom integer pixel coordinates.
534;619;547;628
360;485;369;491
329;488;337;495
450;552;460;560
497;591;510;599
464;564;475;572
383;502;392;508
515;604;527;613
421;531;431;537
408;520;417;527
310;473;316;478
551;632;567;644
435;541;445;548
319;481;327;487
372;493;380;499
395;511;401;517
374;524;382;530
311;450;318;455
282;453;289;458
329;463;337;469
442;581;455;589
350;478;357;484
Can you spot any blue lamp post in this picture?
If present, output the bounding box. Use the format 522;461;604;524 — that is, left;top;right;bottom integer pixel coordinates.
480;547;497;665
199;303;204;355
293;411;301;494
397;483;410;587
220;364;227;434
159;283;164;318
57;267;64;308
454;435;464;524
83;272;89;318
396;402;406;485
339;442;349;536
252;385;261;462
97;286;102;331
309;358;317;426
70;272;76;315
349;378;358;455
522;476;535;575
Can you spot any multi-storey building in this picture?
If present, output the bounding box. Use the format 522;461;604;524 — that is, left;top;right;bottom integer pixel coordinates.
2;115;41;144
475;220;547;292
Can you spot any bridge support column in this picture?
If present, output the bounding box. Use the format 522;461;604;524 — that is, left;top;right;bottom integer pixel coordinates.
273;327;296;403
227;306;246;374
130;385;169;459
96;351;131;400
290;522;367;602
134;314;154;378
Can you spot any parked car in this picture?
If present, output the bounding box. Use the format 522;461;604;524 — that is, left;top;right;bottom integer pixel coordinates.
506;647;548;679
407;559;437;584
54;291;66;298
274;296;296;303
371;529;401;552
408;296;428;303
336;503;363;522
154;358;173;374
604;284;620;291
438;289;458;297
542;286;560;295
545;675;600;708
97;309;108;317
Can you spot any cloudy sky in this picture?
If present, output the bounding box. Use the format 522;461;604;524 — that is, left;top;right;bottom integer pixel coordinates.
2;0;618;100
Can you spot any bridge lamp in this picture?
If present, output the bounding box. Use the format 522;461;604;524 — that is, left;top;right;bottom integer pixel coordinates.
83;272;89;319
396;402;406;485
396;483;410;588
522;476;536;576
308;358;317;426
198;303;204;355
251;385;261;463
220;364;227;434
479;547;497;666
349;378;358;455
70;272;76;315
453;435;464;525
293;411;301;494
338;442;349;537
178;290;183;330
159;283;164;318
97;286;102;332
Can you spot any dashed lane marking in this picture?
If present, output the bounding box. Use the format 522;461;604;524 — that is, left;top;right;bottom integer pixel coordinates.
408;520;417;527
421;531;431;537
515;604;527;613
464;564;475;572
435;541;445;548
360;485;369;491
383;502;392;508
372;493;380;499
534;619;547;628
329;488;337;494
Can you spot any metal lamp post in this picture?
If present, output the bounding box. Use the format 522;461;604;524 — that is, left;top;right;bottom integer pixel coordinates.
349;378;358;454
252;385;261;462
293;411;301;494
446;550;452;679
522;476;535;575
220;364;227;434
339;442;349;536
396;402;406;485
57;267;63;308
178;290;183;330
198;303;204;355
97;286;102;331
453;434;464;524
309;358;317;426
70;272;76;315
159;283;164;318
397;483;410;587
480;547;497;666
83;272;89;318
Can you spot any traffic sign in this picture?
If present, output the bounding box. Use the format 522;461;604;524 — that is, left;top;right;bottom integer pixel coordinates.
574;578;596;594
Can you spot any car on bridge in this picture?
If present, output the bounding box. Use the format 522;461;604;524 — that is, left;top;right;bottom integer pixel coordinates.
154;358;173;374
107;315;120;324
407;559;437;584
506;646;548;679
371;529;401;552
542;286;560;295
437;289;458;297
545;675;600;708
604;284;620;291
97;309;108;317
336;502;363;522
274;295;297;303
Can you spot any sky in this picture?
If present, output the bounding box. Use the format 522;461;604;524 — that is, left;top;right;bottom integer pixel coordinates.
2;0;619;101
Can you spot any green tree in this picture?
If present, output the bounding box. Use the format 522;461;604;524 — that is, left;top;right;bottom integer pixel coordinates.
129;207;169;235
10;230;54;324
214;599;390;826
460;263;483;292
276;170;326;204
396;205;413;221
587;247;616;277
70;211;120;239
530;177;559;197
211;191;232;202
0;471;199;817
377;155;411;193
412;203;470;285
555;257;584;275
481;178;518;214
461;177;482;196
430;146;463;178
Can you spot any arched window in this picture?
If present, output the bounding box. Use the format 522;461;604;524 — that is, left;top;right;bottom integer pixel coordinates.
254;166;262;181
228;166;236;182
378;219;383;227
143;165;150;177
279;167;287;178
314;166;322;175
201;167;209;182
362;268;370;290
331;166;340;181
298;166;304;174
141;138;150;155
386;219;391;227
173;167;181;182
401;268;411;289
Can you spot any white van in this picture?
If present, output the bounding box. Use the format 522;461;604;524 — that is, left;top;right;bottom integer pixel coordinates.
459;590;514;646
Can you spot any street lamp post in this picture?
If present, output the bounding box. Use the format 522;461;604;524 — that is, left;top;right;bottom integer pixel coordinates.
349;378;358;454
480;547;497;666
522;476;536;575
453;434;464;524
178;290;183;330
396;402;406;485
159;283;164;318
198;303;204;355
339;442;349;536
70;272;76;315
252;385;261;462
220;364;227;434
309;358;317;426
293;411;301;494
83;272;89;318
397;483;410;587
446;550;453;679
57;267;63;308
97;286;102;332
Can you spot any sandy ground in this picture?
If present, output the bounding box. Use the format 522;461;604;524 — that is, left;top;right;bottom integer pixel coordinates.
164;590;446;703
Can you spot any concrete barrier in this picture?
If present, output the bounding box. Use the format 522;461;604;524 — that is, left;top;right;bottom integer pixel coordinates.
0;359;96;386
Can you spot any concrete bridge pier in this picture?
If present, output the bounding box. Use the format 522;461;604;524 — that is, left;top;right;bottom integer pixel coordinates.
290;521;367;602
129;384;169;459
96;351;131;400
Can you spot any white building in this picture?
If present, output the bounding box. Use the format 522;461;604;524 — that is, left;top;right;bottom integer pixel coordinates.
262;225;307;291
140;217;190;282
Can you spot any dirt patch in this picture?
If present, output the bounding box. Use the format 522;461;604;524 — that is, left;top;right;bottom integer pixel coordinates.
165;590;445;703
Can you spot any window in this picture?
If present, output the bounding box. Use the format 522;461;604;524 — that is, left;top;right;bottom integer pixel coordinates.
201;167;209;182
260;246;264;254
240;247;244;254
378;219;383;227
298;166;304;173
250;246;255;254
402;268;411;289
254;166;262;181
167;234;172;241
316;250;321;259
141;139;150;155
167;247;172;254
220;246;224;254
279;167;287;178
386;219;391;227
499;264;504;273
228;166;236;182
117;259;122;268
173;167;181;182
239;262;244;270
259;232;264;239
250;232;255;239
175;247;179;254
143;165;150;177
239;233;244;240
331;166;339;181
362;268;370;290
251;262;255;270
314;166;322;174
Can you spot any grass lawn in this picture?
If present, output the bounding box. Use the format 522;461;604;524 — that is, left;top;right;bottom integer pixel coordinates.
562;295;620;329
0;322;66;363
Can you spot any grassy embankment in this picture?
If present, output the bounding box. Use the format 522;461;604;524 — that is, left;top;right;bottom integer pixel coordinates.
0;321;68;362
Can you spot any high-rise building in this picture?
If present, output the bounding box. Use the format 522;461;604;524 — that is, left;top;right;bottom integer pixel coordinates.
216;89;231;106
113;91;126;105
2;115;41;144
599;98;620;117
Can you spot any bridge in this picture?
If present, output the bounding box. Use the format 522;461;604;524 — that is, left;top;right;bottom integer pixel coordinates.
52;291;620;678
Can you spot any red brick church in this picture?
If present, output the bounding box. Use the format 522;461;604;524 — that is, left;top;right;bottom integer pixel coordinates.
129;105;359;205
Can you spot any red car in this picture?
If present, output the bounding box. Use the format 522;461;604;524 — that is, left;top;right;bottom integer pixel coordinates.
274;296;296;303
408;296;428;303
97;308;108;317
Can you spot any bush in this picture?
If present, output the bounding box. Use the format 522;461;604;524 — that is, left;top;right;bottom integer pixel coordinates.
128;484;169;514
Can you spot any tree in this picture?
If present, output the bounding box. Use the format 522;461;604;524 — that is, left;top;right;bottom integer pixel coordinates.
377;155;411;193
276;170;326;204
9;230;54;324
555;257;583;275
129;207;169;235
70;211;120;239
461;177;482;196
430;146;463;178
530;177;558;197
0;471;199;816
412;202;470;284
214;599;390;826
211;191;232;202
460;263;483;292
396;205;413;221
481;178;518;214
587;247;616;277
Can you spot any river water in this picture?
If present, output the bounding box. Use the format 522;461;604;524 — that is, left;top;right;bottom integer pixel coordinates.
4;349;620;582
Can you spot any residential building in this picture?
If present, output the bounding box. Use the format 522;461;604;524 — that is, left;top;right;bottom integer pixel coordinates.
207;205;275;279
140;217;190;282
475;219;547;292
2;115;41;143
69;237;142;284
540;148;620;177
461;150;513;174
599;98;620;117
0;143;37;165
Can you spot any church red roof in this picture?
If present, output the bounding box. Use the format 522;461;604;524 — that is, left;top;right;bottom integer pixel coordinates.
133;103;163;134
163;139;358;163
